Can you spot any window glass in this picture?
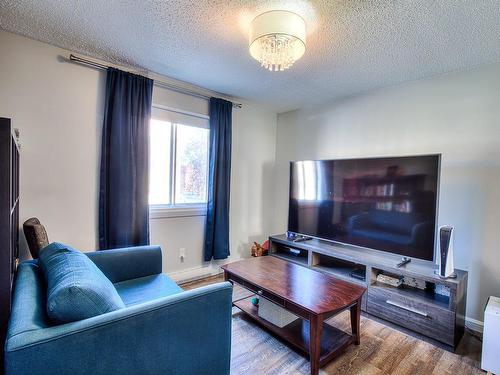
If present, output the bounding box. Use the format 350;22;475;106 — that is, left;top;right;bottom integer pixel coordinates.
149;119;171;205
174;124;209;204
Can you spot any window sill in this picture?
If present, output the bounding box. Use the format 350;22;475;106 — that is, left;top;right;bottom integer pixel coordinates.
149;205;207;219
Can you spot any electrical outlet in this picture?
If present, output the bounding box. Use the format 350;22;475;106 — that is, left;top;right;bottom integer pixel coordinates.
179;248;186;262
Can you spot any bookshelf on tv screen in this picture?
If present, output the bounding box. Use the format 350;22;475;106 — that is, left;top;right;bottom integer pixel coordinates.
288;154;440;261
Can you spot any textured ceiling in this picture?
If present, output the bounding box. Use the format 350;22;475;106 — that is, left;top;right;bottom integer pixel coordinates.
1;0;500;113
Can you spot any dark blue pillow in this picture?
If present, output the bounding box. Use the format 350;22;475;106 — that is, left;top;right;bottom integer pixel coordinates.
38;243;125;324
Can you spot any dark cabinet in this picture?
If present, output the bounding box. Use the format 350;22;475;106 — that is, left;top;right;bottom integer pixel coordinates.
0;117;20;369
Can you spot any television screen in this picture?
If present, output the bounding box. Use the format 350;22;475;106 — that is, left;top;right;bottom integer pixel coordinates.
288;155;440;261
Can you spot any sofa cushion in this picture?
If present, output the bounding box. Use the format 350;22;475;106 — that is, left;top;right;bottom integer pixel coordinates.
114;274;183;306
38;242;125;324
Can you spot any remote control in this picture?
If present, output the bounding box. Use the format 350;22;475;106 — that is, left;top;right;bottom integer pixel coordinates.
396;257;411;267
292;236;312;242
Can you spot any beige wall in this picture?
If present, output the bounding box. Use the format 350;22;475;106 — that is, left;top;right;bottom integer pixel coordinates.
275;63;500;322
0;31;277;280
0;32;105;254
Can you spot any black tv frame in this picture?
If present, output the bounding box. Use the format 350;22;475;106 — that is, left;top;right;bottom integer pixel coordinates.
287;153;441;263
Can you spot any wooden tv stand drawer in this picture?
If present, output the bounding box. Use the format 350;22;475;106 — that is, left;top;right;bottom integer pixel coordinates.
367;286;455;345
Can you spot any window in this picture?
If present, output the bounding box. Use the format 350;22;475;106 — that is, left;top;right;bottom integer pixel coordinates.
149;107;209;213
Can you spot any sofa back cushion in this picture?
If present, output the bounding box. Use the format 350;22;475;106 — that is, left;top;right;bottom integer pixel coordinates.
38;242;125;324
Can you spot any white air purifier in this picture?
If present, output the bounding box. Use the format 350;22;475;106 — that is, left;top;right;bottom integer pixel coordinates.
482;296;500;374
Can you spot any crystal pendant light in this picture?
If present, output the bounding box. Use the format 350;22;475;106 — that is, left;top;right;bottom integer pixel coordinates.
249;10;306;71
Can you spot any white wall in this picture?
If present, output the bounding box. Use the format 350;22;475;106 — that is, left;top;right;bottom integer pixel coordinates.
0;31;105;255
274;63;500;322
0;31;277;279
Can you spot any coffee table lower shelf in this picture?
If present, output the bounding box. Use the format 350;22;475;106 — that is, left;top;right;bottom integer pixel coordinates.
233;297;354;367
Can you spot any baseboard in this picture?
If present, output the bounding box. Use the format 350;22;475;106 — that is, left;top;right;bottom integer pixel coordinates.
465;317;484;333
166;255;246;284
167;264;222;284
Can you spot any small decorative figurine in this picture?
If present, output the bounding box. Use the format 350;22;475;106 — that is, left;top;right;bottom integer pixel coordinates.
251;240;269;257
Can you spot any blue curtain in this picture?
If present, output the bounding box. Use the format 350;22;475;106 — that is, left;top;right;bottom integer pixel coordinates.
99;67;154;249
204;98;232;261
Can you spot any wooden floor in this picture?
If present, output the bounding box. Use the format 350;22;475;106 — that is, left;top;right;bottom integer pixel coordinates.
180;275;483;375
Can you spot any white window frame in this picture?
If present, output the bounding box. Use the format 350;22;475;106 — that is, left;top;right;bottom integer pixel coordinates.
149;104;209;219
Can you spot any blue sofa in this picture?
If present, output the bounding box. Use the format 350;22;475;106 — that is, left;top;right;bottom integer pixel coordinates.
4;245;233;375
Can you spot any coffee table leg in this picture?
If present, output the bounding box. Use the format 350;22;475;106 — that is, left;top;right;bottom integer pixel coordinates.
350;298;361;345
309;314;323;375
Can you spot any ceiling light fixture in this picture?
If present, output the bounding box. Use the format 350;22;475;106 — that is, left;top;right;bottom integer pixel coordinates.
249;10;306;71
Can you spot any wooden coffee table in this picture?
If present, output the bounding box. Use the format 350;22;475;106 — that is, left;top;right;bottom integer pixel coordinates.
222;256;366;375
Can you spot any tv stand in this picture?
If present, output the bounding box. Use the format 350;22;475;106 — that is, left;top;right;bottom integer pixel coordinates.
269;234;468;351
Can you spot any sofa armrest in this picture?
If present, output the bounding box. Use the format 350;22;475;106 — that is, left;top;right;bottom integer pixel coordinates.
86;245;162;283
5;282;233;375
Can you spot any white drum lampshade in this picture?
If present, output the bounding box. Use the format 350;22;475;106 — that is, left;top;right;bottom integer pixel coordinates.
249;10;306;71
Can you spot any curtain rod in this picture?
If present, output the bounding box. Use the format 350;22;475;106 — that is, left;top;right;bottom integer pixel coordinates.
68;54;242;108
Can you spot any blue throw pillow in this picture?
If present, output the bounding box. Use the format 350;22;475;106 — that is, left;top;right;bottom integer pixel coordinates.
38;242;125;324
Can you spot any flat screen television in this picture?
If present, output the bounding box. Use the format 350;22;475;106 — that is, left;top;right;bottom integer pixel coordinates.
288;154;440;261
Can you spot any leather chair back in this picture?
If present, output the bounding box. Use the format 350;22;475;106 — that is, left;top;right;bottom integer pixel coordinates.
23;218;49;259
